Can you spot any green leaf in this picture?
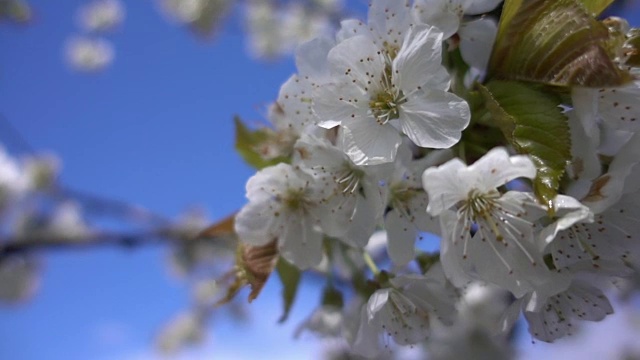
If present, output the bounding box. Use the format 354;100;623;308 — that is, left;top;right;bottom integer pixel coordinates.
489;0;630;87
276;258;301;323
478;81;572;210
234;116;289;170
578;0;614;16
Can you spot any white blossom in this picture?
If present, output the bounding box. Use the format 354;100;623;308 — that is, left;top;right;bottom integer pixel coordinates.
519;282;614;342
65;37;114;72
77;0;125;33
351;264;457;357
314;22;469;165
234;163;334;268
423;148;570;297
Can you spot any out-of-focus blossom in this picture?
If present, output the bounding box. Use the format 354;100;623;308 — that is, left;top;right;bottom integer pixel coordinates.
159;0;233;36
244;1;335;59
0;255;39;303
0;0;31;23
77;0;125;33
65;36;114;72
156;311;204;354
0;146;28;210
47;202;91;240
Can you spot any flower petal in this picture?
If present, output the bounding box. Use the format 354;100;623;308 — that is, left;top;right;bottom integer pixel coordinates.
341;118;402;165
399;89;470;149
393;25;450;92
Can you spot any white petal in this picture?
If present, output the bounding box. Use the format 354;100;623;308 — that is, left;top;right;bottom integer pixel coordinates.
279;213;323;269
327;35;385;91
413;0;462;38
234;200;281;246
393;25;450;92
336;19;369;42
341;119;402;165
385;209;418;266
571;87;600;138
399;89;470;149
277;75;317;131
598;81;640;131
467;147;537;192
458;18;497;71
422;158;469;215
367;0;412;47
313;82;368;129
351;306;382;358
295;37;334;78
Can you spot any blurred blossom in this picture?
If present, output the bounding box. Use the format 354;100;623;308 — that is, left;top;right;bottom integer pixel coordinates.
158;0;233;36
0;0;31;23
156;311;204;354
244;1;335;59
77;0;125;33
0;255;39;303
193;278;219;306
23;153;59;191
0;146;28;210
47;202;91;240
160;0;210;23
65;37;114;72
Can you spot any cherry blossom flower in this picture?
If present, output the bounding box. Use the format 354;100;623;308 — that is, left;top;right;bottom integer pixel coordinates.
314;23;469;165
515;281;614;342
382;146;450;265
65;37;114;72
77;0;125;33
413;0;501;71
234;163;334;268
351;264;457;357
294;134;387;248
422;148;569;297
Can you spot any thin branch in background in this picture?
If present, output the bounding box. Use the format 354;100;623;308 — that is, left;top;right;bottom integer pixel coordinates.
0;228;224;258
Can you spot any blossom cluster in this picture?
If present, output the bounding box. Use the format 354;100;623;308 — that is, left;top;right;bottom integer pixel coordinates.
65;0;125;72
232;0;640;357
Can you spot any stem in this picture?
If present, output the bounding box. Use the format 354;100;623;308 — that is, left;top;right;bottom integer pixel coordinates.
363;252;380;275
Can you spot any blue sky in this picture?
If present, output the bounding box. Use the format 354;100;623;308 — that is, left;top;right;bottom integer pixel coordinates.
0;1;328;358
1;1;640;359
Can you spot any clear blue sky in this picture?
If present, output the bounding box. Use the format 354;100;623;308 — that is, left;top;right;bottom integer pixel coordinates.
0;1;639;359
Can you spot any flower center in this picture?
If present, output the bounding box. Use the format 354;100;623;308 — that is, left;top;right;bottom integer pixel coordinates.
369;88;405;125
335;165;364;194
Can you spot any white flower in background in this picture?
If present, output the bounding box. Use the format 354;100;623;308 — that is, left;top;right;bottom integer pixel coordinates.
382;146;451;266
159;0;231;28
245;1;335;59
0;146;27;209
314;22;469;165
47;202;91;240
295;305;344;339
160;0;208;23
294;134;387;248
351;264;457;357
234;163;335;269
156;311;204;354
65;37;114;72
422;148;567;297
413;0;501;71
512;281;614;342
77;0;125;33
572;80;640;135
413;0;501;38
543;190;640;275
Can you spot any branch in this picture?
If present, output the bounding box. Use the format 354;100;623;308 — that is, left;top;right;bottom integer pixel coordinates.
0;228;185;258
